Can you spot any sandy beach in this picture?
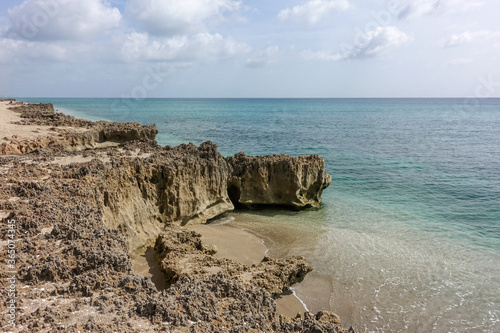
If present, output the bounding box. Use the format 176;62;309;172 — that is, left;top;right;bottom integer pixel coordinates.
0;100;352;332
1;98;311;319
188;223;308;318
0;100;89;147
0;100;58;143
131;221;309;318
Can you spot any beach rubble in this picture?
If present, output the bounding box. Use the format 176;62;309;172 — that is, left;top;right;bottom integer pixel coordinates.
0;100;358;332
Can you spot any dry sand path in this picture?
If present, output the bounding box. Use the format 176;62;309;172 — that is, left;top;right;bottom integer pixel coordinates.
0;101;58;143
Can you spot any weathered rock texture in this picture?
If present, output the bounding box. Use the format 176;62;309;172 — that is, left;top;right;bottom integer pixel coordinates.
227;152;332;208
0;102;357;332
2;103;331;213
99;141;234;252
1;103;158;154
154;229;313;297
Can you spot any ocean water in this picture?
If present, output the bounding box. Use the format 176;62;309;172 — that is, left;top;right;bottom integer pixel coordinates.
21;98;500;332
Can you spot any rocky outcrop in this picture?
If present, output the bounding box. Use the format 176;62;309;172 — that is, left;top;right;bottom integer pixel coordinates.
3;103;332;210
154;228;312;297
8;102;56;119
1;124;158;154
0;149;357;333
0;103;357;332
12;103;158;143
1;103;333;249
99;141;234;252
1;103;158;154
227;152;332;209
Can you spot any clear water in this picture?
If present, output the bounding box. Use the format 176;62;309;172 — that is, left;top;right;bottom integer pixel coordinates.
20;98;500;332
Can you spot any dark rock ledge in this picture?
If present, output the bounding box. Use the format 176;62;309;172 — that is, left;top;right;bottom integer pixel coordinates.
0;102;360;333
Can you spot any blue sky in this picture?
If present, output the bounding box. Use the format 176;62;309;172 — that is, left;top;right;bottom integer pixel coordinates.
0;0;499;98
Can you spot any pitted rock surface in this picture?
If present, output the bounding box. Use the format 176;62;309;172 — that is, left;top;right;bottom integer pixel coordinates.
0;102;358;332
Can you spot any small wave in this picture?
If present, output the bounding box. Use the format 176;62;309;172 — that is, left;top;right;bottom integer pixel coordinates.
262;239;269;256
290;287;310;313
209;216;235;225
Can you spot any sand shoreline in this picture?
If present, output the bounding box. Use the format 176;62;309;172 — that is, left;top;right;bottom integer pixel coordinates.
0;100;56;143
0;100;89;144
1;98;318;317
188;222;309;318
130;219;310;318
0;99;353;332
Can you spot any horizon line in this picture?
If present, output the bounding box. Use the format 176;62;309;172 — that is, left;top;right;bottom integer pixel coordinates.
9;96;500;100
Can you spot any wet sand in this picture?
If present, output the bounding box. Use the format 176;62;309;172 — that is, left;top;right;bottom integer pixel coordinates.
131;221;308;317
131;247;168;291
189;223;267;266
191;223;308;318
216;212;335;316
191;223;308;317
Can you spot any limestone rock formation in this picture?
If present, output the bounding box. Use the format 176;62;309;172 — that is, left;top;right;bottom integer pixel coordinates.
100;141;234;252
0;102;359;332
154;228;313;296
1;103;158;154
0;148;357;333
3;103;331;211
227;152;332;208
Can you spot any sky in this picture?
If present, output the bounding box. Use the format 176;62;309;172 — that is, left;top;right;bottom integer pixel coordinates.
0;0;499;98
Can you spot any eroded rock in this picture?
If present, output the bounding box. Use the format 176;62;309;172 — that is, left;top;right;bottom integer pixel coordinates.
1;103;158;154
98;141;234;252
0;102;358;332
227;152;332;208
154;229;313;296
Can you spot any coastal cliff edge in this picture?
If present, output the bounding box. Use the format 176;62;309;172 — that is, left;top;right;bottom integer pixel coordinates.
0;100;359;333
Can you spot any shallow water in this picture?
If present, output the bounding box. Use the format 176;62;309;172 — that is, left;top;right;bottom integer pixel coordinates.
228;207;500;332
21;97;500;332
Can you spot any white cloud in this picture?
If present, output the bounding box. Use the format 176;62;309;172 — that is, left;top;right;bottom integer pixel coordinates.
0;17;9;36
301;49;343;61
120;32;250;63
444;30;500;47
447;58;473;66
6;0;121;41
0;37;71;64
277;0;350;27
396;0;485;20
303;26;410;61
126;0;241;36
246;45;279;68
0;1;249;70
0;28;249;72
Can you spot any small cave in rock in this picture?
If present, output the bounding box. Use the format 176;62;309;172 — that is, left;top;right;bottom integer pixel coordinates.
227;183;242;208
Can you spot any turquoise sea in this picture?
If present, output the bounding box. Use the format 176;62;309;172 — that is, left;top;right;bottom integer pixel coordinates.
20;98;500;332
